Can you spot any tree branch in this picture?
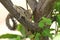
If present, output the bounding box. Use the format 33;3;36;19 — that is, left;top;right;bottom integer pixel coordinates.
0;0;41;32
27;0;37;11
33;0;56;23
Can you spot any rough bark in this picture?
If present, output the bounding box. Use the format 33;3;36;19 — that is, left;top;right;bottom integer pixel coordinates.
0;0;41;32
33;0;56;40
0;0;56;40
27;0;37;11
33;0;56;23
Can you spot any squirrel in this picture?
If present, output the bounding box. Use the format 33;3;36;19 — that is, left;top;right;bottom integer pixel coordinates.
13;5;32;21
6;5;32;30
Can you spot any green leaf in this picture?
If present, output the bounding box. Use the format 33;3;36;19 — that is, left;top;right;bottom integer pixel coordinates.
0;34;18;38
56;14;60;25
54;2;60;12
42;17;52;25
42;17;48;22
28;34;35;39
38;17;52;28
16;24;26;37
16;36;22;40
16;24;21;31
38;21;44;28
46;19;52;25
34;32;41;40
32;16;34;21
42;29;52;38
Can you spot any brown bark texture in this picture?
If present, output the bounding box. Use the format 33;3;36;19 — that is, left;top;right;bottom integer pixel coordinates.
0;0;56;40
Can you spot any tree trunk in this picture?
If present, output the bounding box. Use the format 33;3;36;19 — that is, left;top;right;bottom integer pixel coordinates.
33;0;56;40
33;0;56;23
0;0;56;40
0;0;41;32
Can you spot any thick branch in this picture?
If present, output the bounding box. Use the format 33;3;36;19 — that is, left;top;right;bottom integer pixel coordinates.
0;0;40;32
27;0;37;11
33;0;56;23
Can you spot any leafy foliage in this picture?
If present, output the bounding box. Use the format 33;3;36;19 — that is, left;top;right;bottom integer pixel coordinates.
38;17;54;39
0;34;18;38
16;24;26;37
16;36;22;40
54;2;60;11
32;16;34;21
56;14;60;25
54;0;60;12
28;34;35;39
34;32;41;40
38;21;44;28
42;29;52;38
38;17;52;28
